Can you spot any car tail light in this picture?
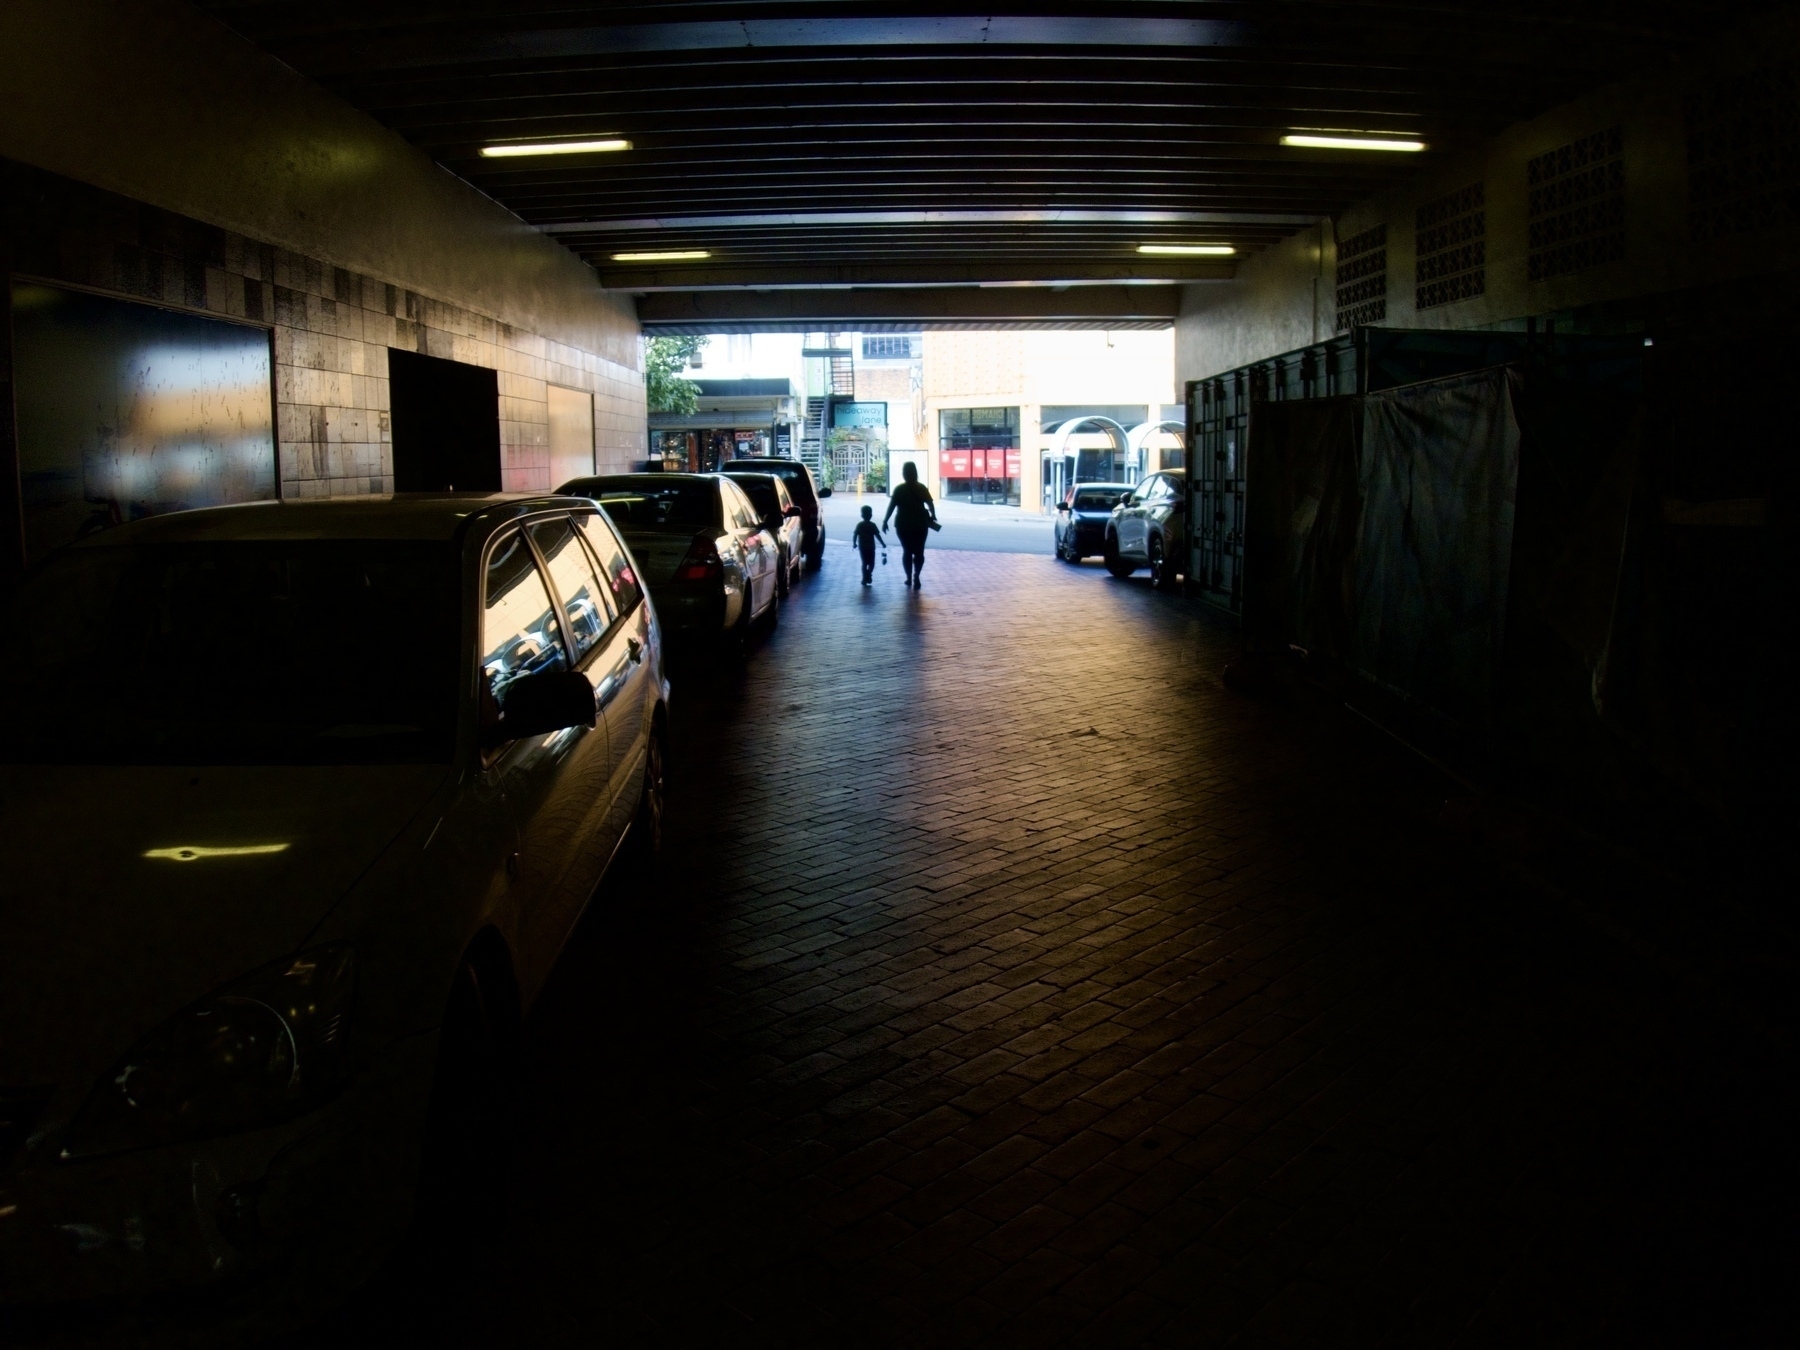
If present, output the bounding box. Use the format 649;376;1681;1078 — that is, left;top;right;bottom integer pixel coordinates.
674;535;724;582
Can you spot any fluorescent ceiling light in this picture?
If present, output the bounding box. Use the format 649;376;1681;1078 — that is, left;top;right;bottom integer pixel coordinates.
1137;244;1235;256
481;138;631;157
1280;134;1426;152
611;250;712;262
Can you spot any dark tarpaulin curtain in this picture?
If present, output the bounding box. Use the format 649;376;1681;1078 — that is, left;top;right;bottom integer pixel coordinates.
1353;367;1521;726
1243;397;1359;662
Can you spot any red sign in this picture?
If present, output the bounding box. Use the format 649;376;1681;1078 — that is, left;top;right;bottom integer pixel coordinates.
941;449;970;477
969;448;989;478
1005;448;1022;478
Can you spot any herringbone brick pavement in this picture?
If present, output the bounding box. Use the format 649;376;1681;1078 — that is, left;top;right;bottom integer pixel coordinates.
318;548;1793;1348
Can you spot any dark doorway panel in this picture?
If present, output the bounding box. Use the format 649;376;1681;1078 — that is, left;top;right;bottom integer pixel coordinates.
388;348;500;492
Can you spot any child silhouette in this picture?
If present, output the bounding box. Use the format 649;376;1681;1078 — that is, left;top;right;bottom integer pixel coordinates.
851;505;888;586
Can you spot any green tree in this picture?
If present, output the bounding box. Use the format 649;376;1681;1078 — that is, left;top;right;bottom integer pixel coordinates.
644;335;708;413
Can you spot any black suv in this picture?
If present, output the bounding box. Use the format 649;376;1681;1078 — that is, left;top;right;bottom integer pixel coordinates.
726;457;830;569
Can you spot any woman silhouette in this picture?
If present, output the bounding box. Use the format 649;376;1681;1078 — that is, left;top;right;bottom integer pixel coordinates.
882;461;939;589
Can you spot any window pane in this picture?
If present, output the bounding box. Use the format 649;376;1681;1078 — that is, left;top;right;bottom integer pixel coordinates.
482;530;566;704
528;515;612;660
578;512;645;614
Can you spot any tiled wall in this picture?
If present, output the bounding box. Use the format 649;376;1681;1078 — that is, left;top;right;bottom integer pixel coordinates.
3;159;645;498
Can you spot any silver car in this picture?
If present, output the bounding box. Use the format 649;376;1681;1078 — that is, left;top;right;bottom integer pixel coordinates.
1104;469;1187;590
0;494;667;1332
561;473;782;650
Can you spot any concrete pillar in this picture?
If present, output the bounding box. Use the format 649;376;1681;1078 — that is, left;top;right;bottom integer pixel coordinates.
1018;400;1042;512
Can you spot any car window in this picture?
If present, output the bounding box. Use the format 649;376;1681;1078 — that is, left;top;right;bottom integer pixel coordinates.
722;480;759;530
1074;489;1118;511
580;479;717;532
726;475;779;519
1129;480;1153;505
773;478;794;511
1147;476;1171;502
743;460;815;506
481;530;567;706
527;515;612;661
577;511;644;615
0;540;458;765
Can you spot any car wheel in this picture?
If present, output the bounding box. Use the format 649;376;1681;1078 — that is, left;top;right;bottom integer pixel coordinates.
761;578;780;631
1064;534;1082;562
1104;531;1135;579
723;595;752;663
417;941;519;1236
1149;533;1176;590
776;547;791;598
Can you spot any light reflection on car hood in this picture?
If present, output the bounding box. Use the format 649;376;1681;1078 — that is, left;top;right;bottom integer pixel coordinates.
0;763;446;1085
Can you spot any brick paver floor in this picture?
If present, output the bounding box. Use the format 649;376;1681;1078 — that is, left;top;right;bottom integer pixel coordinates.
313;549;1794;1348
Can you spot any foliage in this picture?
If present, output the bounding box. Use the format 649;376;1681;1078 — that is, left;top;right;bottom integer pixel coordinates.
644;335;708;414
826;425;889;493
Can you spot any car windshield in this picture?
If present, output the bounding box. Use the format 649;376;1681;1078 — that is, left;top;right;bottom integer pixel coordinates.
0;540;459;765
725;476;780;517
579;480;717;533
1074;490;1121;510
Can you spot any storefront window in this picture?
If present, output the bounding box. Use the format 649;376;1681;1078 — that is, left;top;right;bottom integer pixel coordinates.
938;407;1020;505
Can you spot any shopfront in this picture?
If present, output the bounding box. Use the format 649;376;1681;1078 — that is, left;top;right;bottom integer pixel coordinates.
938;407;1021;504
653;424;786;471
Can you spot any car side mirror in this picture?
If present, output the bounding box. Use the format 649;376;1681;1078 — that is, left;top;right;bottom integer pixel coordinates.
784;504;802;517
819;487;833;498
1056;501;1070;511
488;669;595;746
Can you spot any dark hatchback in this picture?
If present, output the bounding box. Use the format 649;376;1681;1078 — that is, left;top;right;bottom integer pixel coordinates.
724;457;829;569
1054;482;1129;561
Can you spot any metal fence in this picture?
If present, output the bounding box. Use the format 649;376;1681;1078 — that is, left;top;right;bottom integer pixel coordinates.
1185;327;1644;614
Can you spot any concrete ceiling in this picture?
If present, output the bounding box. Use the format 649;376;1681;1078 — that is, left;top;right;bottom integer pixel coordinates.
195;2;1769;326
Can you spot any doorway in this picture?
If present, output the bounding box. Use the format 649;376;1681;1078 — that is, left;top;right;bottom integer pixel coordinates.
389;348;501;492
546;384;595;487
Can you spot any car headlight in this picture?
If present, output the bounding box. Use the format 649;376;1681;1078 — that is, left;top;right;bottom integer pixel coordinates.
64;944;355;1159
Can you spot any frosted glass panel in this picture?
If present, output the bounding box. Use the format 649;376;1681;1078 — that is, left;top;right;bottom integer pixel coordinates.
11;283;276;562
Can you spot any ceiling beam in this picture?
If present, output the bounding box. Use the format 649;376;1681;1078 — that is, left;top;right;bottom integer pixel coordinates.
636;284;1185;331
542;208;1319;235
599;261;1232;290
289;17;1261;75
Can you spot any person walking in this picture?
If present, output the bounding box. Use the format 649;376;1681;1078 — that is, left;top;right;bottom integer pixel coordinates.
851;504;888;585
882;461;939;589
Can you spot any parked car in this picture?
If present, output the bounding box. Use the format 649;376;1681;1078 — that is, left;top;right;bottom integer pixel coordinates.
1104;468;1187;589
723;456;829;570
1054;482;1129;561
722;470;804;596
0;494;667;1331
560;472;780;646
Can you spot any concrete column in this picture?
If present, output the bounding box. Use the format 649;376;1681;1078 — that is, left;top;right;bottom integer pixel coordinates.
1018;401;1042;513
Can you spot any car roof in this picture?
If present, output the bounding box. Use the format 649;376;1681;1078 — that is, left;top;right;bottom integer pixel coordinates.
68;494;599;547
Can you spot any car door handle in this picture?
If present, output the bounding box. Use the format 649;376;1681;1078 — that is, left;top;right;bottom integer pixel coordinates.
627;638;643;664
